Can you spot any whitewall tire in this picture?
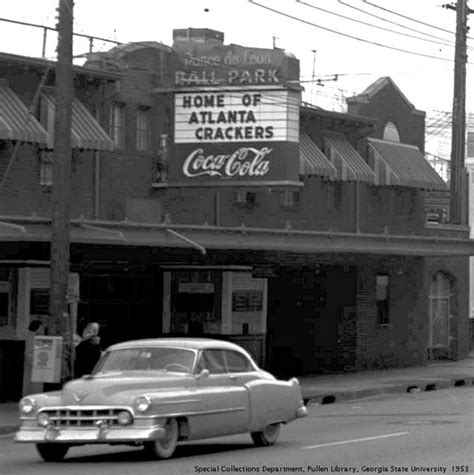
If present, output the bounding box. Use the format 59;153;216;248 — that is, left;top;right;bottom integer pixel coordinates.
251;423;281;447
145;418;179;459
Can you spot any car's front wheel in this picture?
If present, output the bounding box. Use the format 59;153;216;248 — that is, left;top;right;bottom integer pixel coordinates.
144;418;179;459
251;423;281;447
35;443;69;462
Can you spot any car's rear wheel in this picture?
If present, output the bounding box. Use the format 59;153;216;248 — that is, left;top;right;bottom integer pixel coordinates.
144;418;179;459
251;423;281;447
35;443;69;462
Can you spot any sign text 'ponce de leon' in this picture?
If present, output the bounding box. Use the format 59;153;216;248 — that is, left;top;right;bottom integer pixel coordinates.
172;28;299;87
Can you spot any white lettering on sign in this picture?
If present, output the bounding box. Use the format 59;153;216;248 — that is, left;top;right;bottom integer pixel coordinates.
182;147;272;178
174;68;279;86
175;90;300;143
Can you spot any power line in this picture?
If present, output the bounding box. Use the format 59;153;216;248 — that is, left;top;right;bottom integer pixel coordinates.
337;0;461;43
297;0;457;48
361;0;457;36
248;0;456;63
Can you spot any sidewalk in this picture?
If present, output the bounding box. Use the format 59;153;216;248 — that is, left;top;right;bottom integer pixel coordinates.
1;353;473;436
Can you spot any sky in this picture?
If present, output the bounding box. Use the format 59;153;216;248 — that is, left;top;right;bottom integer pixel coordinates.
1;0;472;156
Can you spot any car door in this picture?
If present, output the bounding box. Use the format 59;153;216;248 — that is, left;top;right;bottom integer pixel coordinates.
189;349;243;438
221;349;256;432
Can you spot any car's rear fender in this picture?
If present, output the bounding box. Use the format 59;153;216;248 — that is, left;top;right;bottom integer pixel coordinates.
245;378;303;432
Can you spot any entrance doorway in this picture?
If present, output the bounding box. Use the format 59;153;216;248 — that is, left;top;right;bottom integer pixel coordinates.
428;271;453;359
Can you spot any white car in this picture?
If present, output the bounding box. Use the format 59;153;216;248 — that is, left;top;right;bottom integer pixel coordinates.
15;338;307;461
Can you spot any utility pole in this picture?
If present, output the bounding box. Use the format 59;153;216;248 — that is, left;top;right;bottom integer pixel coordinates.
445;0;472;224
49;0;74;380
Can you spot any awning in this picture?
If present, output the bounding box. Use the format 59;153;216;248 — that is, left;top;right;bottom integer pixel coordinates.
0;81;49;145
299;131;337;179
42;90;113;151
367;138;447;191
0;217;473;257
324;135;375;183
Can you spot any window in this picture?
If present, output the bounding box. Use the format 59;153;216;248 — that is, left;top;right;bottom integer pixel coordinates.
395;189;415;215
0;281;10;326
201;349;226;374
39;151;53;190
39;95;55;138
327;183;342;211
234;191;256;208
280;190;300;209
224;350;253;373
375;274;390;325
109;103;125;149
383;121;401;142
429;272;452;348
136;108;150;151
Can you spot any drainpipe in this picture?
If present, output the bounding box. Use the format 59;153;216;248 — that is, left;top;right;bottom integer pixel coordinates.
355;181;360;233
93;150;100;219
214;191;221;226
93;106;101;219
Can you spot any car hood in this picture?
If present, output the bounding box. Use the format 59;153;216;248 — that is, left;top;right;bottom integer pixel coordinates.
61;372;194;406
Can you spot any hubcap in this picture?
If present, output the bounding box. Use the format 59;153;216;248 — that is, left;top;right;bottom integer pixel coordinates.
161;422;174;448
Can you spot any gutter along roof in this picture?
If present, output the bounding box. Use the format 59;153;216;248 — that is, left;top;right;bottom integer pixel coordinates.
0;217;473;257
0;52;122;81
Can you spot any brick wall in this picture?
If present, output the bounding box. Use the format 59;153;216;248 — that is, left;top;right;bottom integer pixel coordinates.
347;79;425;152
354;256;426;369
0;145;95;219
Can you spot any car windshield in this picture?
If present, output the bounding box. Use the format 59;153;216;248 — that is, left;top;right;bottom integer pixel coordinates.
93;347;196;374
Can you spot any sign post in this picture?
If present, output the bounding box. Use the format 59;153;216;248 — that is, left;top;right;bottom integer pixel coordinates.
31;336;63;383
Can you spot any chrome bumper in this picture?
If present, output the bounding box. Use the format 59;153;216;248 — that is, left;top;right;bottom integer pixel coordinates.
15;424;165;444
296;405;307;418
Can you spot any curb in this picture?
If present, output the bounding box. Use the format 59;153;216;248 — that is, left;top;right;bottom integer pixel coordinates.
0;425;18;436
303;377;474;406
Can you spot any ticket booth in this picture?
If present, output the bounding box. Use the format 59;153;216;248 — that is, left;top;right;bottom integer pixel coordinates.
162;267;267;365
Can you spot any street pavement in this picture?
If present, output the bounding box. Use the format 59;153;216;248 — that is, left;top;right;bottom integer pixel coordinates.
1;351;473;435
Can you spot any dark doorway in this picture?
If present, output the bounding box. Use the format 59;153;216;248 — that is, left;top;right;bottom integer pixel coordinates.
78;272;161;348
266;264;356;375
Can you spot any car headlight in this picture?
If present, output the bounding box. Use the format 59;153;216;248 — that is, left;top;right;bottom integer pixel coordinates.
117;410;133;425
134;396;151;413
37;412;50;427
20;397;36;415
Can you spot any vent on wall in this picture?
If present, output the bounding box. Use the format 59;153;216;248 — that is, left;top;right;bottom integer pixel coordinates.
234;191;256;208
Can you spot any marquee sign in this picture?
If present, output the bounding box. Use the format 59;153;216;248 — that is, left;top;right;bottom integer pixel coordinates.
174;90;299;143
168;31;302;185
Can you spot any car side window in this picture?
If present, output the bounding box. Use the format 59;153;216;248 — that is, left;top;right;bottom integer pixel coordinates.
202;349;226;374
224;350;253;373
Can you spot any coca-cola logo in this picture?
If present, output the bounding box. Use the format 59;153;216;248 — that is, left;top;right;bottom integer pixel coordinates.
183;147;272;178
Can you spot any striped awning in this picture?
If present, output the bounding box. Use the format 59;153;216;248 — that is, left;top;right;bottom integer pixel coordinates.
299;131;336;178
0;82;49;145
324;135;375;183
367;138;447;191
42;90;113;151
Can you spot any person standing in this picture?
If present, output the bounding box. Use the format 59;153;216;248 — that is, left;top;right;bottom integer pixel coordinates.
74;322;102;378
22;319;44;396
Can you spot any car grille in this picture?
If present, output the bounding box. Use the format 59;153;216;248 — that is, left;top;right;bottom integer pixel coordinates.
39;408;132;428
